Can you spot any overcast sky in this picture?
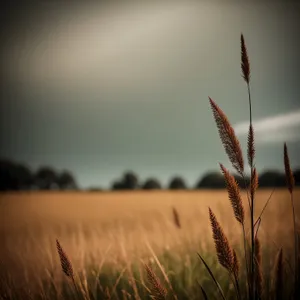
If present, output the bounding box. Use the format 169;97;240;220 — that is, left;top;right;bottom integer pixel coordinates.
1;1;300;189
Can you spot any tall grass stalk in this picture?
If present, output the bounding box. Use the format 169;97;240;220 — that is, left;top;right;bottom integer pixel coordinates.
208;34;286;300
56;239;81;298
241;33;256;300
283;143;297;298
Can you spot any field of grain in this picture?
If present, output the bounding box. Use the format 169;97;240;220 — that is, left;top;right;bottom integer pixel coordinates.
0;189;299;299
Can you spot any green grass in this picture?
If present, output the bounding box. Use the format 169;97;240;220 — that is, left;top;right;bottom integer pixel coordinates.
0;244;294;300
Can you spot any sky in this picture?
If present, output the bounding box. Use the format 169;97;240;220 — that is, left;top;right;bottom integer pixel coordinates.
1;1;300;189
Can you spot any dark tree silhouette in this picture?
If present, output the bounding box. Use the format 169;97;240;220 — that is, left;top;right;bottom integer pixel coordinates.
169;176;187;190
122;172;139;190
88;187;103;192
294;169;300;186
111;181;124;190
142;178;162;190
35;167;58;190
195;172;225;189
57;171;77;190
111;171;139;190
15;164;33;190
0;159;33;191
0;160;18;190
1;157;299;192
258;170;285;188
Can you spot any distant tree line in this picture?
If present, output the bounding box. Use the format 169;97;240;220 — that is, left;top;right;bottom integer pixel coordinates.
0;159;77;191
1;158;300;192
110;170;300;191
110;173;187;191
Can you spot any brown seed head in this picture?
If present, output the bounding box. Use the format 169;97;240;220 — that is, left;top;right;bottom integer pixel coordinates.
144;263;167;300
172;207;181;229
220;164;244;224
209;97;244;175
251;168;259;200
208;208;234;272
247;124;255;167
56;239;74;278
241;34;250;83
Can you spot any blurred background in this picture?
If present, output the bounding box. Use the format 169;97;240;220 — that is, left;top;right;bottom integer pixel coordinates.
1;1;300;191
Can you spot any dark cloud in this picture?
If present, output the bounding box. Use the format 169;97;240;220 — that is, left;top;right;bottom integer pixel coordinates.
1;1;300;188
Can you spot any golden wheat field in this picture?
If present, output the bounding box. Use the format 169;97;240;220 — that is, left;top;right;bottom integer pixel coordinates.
1;190;299;284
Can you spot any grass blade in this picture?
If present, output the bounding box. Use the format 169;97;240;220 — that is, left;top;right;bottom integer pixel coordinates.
197;282;209;300
197;253;226;300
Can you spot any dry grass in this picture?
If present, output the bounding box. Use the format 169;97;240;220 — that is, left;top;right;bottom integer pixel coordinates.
0;189;299;298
